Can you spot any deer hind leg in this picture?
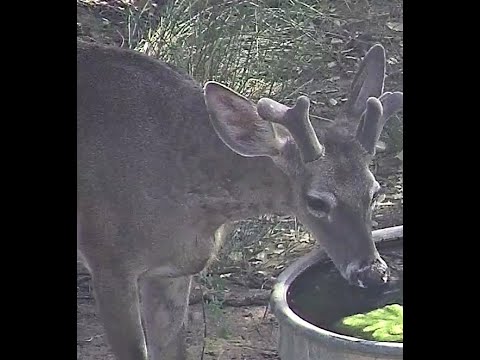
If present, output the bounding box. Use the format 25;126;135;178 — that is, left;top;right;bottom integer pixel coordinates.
91;270;148;360
139;274;193;360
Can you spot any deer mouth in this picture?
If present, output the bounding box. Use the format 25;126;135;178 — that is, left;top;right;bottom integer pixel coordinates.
344;257;390;288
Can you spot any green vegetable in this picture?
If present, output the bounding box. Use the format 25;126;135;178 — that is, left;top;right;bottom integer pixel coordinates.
334;304;403;342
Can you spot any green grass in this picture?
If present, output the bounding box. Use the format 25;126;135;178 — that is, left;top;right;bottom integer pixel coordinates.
123;0;340;101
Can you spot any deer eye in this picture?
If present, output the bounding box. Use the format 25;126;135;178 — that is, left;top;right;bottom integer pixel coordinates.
305;192;336;218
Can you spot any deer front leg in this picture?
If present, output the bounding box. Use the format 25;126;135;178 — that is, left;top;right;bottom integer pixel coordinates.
92;271;148;360
140;275;193;360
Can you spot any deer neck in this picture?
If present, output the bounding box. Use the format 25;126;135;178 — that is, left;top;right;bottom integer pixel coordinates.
184;153;293;225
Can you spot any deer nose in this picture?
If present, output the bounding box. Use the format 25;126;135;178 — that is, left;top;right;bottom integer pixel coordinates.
348;257;390;288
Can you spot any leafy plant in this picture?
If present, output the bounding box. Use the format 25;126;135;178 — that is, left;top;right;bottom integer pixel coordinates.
198;272;231;338
334;304;403;342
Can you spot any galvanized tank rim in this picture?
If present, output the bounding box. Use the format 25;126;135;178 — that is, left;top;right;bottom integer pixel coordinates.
270;226;403;357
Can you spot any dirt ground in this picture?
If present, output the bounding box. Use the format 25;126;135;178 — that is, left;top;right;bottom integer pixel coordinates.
77;1;403;359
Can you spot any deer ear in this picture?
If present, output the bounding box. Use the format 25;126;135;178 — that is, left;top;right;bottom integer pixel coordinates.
346;44;386;119
204;81;287;158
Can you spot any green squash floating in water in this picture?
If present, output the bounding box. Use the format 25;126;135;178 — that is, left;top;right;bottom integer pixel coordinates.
334;304;403;342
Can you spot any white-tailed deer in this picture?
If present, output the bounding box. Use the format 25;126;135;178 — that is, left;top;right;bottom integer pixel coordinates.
77;40;403;360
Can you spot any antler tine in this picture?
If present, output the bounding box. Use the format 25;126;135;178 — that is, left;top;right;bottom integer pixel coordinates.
256;95;324;163
281;96;324;162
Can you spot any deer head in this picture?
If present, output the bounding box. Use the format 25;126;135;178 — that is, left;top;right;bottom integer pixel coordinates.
204;44;403;288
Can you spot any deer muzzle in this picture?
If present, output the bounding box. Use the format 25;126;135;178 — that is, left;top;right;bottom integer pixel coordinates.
345;256;390;288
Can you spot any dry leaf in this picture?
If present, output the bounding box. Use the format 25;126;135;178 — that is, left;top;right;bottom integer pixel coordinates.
396;150;403;161
377;201;395;207
386;22;403;32
327;61;337;68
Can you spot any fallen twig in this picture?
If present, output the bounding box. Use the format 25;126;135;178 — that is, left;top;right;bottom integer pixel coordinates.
189;289;271;307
